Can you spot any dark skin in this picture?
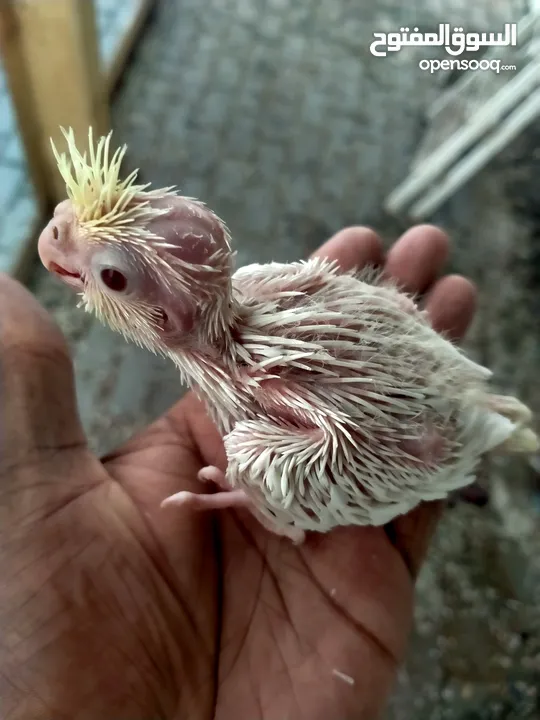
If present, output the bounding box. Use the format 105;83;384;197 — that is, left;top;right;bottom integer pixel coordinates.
0;224;476;720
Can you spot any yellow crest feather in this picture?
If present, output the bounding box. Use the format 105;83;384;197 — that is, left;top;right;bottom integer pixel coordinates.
50;126;175;241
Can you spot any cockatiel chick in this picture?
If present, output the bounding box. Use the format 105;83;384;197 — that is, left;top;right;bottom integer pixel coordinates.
38;128;539;544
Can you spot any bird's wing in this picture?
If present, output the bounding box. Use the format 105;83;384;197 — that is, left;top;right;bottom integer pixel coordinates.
232;256;341;302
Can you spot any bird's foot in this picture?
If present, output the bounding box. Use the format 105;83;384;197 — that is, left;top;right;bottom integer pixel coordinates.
161;488;251;511
197;465;231;490
166;465;306;543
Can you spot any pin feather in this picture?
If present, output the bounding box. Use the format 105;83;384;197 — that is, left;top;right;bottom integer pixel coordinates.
38;127;539;544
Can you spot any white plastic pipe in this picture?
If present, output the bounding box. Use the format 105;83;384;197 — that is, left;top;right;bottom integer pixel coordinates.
385;59;540;214
409;89;540;218
428;12;539;120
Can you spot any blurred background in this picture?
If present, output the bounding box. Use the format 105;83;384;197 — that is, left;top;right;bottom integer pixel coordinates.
1;0;539;716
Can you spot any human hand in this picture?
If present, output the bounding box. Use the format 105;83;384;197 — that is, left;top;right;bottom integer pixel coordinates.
0;224;475;720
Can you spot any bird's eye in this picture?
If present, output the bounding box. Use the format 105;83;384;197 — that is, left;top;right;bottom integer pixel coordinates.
100;267;128;292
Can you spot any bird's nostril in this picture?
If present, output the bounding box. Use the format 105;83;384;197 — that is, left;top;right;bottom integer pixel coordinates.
52;225;59;240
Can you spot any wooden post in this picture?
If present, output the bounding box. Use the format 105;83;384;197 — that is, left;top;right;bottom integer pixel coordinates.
105;0;155;94
0;1;49;212
0;0;110;207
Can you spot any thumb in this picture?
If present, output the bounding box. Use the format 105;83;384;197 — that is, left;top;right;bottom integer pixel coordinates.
0;273;86;472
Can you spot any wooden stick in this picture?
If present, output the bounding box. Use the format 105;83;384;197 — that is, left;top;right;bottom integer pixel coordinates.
0;1;49;212
105;0;155;94
0;0;110;206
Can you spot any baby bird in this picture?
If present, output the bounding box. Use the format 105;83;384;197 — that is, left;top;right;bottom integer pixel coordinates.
38;128;539;544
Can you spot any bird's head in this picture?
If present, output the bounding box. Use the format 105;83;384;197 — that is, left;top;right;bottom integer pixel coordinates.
38;128;235;356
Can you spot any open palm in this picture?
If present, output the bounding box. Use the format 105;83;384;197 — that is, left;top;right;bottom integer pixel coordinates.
0;225;476;720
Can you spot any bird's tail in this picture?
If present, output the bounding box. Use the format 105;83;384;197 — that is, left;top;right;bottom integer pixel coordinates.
486;394;539;454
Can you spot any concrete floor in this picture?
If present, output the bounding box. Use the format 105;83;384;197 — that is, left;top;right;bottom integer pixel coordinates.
29;0;540;717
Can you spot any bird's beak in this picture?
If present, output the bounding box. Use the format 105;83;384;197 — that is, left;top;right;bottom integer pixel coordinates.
46;260;85;291
38;227;85;291
39;248;85;291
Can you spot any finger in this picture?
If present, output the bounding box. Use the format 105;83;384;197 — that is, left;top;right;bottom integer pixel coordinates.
385;501;445;579
387;276;477;577
0;273;86;471
311;226;385;271
383;225;449;295
424;274;477;342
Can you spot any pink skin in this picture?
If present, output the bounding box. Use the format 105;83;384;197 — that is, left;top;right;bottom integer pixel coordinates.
38;196;231;280
38;194;307;541
37;194;488;538
162;466;306;543
38;200;86;291
38;194;233;342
